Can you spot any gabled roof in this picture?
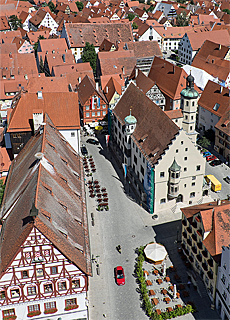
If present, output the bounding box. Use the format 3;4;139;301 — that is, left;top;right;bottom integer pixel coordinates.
26;76;70;93
198;80;229;117
7;91;80;132
113;82;179;165
117;40;162;59
29;8;47;27
99;38;116;52
187;29;230;51
148;56;201;100
0;16;10;31
64;22;133;48
215;110;230;137
0;113;91;276
104;76;122;103
135;69;156;94
77;75;107;105
192;40;230;81
39;38;69;53
164;109;183;119
98;50;136;78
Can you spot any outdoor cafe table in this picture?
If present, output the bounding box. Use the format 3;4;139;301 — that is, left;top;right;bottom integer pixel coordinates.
176;292;180;298
169;285;174;291
157;278;163;284
165;276;170;282
167;307;173;312
164;297;171;304
151;298;159;306
155;309;161;315
161;289;167;295
176;304;182;308
153;269;159;275
146;280;152;286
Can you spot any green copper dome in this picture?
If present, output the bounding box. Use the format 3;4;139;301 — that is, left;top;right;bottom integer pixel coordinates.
181;73;198;99
169;158;181;172
125;108;137;125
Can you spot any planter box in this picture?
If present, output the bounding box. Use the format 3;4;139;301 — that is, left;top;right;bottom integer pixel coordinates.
44;308;57;314
64;304;79;311
27;311;41;317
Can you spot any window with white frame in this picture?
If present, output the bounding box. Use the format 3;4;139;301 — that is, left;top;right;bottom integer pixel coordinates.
44;301;56;311
28;286;36;295
28;304;40;312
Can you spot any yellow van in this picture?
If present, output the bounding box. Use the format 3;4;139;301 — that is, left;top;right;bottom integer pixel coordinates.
205;175;222;192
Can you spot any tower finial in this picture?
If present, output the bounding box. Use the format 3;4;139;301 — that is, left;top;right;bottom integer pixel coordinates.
130;107;132;116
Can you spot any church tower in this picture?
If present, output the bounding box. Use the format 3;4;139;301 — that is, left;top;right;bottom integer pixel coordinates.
180;73;199;144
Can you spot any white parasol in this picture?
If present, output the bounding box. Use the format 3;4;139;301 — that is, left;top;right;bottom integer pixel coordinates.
163;261;167;277
144;243;167;263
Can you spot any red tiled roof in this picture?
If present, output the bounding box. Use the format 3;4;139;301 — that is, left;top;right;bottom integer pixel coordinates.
64;22;133;48
77;75;107;105
198;81;229;117
7;92;80;132
164;109;183;119
0;15;10;31
26;76;70;93
148;56;201;100
113;82;179;164
0;113;91;276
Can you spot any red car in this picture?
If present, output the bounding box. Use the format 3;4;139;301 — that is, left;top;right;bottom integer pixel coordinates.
115;266;125;286
206;155;217;162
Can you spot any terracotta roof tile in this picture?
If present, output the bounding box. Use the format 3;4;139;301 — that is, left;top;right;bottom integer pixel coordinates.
64;22;133;48
8;92;80;132
113;83;179;164
0;15;10;31
26;76;70;93
198;81;229;117
0;113;91;275
164;109;183;119
77;75;107;105
97;50;136;78
148;56;201;100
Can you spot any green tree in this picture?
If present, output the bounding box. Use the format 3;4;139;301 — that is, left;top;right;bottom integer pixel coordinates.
197;136;211;149
223;8;230;14
132;22;138;29
81;42;97;72
76;1;84;11
48;1;55;12
176;11;189;26
127;12;136;21
33;35;45;55
9;15;22;30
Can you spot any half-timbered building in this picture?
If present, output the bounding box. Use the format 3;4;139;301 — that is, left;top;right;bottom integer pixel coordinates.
0;113;91;320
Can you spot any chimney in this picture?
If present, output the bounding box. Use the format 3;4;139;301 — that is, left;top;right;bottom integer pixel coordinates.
78;77;81;83
96;82;99;91
217;199;221;206
220;86;223;93
122;66;125;75
164;26;167;30
9;52;12;58
219;44;221;50
62;54;65;62
106;86;108;93
135;68;138;78
33;111;43;132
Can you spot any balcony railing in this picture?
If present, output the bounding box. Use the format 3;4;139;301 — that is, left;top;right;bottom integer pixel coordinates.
187;238;192;246
207;271;213;280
